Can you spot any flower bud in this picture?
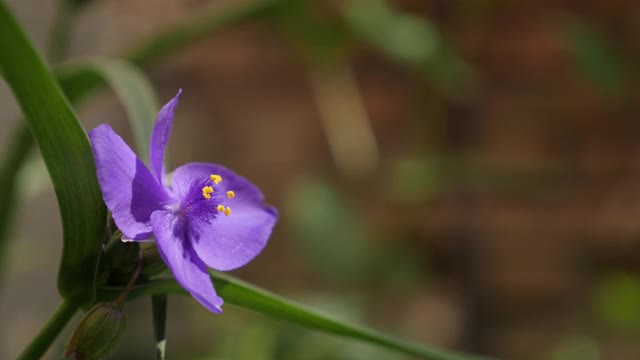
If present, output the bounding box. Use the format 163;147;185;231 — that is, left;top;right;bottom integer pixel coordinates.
141;243;167;279
105;237;139;273
65;303;126;360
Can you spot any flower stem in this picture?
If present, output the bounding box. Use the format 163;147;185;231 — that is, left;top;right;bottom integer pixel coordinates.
16;299;78;360
113;249;144;308
151;295;168;360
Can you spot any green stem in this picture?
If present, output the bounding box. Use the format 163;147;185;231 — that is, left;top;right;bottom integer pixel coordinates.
47;0;75;63
151;295;168;360
113;249;143;308
16;300;78;360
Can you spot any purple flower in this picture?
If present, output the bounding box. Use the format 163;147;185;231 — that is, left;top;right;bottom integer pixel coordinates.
89;90;277;313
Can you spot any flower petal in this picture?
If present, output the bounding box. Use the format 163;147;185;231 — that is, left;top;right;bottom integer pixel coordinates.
170;163;277;270
150;210;224;313
190;203;277;271
89;124;170;239
170;162;264;205
149;89;182;185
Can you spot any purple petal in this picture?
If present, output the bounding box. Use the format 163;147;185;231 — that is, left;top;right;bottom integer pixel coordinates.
150;210;224;313
170;163;277;271
89;124;171;239
190;203;277;271
170;162;264;204
149;89;182;185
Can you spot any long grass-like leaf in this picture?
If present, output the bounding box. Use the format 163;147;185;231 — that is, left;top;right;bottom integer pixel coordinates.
69;59;159;160
98;273;495;360
0;0;106;302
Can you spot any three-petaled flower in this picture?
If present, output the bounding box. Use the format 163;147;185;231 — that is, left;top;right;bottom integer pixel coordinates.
89;90;277;313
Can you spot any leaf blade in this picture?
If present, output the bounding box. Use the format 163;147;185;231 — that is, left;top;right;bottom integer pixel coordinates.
0;1;106;301
69;59;160;161
98;273;494;360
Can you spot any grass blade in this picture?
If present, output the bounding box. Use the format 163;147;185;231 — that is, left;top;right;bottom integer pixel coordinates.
0;0;106;302
98;273;494;360
70;59;159;160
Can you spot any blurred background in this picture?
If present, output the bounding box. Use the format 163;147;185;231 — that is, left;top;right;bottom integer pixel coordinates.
2;0;640;359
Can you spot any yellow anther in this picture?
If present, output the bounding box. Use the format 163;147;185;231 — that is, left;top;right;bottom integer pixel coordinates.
202;186;214;200
224;207;232;216
226;190;235;199
210;174;222;184
217;205;226;212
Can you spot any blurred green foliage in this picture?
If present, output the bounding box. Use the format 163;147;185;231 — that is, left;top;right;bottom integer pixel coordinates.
594;273;640;332
549;335;600;360
286;178;372;281
345;0;439;65
563;15;626;95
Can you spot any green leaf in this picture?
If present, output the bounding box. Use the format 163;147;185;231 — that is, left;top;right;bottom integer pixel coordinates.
124;0;278;67
54;0;278;104
345;0;439;65
68;59;159;161
98;273;493;360
0;1;106;302
343;0;471;96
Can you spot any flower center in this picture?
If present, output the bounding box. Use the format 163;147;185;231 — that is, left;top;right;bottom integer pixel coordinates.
201;174;234;216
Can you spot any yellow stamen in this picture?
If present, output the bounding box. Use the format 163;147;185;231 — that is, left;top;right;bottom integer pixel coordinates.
224;207;232;216
210;174;222;184
201;186;214;200
217;205;225;212
226;190;235;199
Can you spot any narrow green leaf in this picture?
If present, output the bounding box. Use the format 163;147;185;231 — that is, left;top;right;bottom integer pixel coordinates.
0;1;106;302
55;0;278;102
98;273;494;360
69;59;159;160
0;0;75;287
125;0;277;67
343;0;471;96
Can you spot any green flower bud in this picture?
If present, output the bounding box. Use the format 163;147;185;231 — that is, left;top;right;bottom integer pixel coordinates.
65;303;126;360
105;236;139;273
141;243;167;279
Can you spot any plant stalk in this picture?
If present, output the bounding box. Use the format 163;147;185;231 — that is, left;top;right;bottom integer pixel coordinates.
16;300;78;360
